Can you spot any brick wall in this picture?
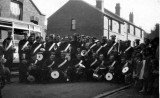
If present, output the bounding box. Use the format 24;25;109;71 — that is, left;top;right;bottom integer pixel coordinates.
23;0;45;26
0;0;10;18
0;0;46;38
47;0;104;40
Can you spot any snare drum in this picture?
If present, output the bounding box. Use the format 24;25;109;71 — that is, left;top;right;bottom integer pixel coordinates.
105;72;114;81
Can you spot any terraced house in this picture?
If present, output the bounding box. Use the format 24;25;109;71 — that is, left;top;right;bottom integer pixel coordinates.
47;0;145;46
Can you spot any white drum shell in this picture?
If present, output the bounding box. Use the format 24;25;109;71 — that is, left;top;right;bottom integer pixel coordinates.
105;73;113;81
51;71;60;79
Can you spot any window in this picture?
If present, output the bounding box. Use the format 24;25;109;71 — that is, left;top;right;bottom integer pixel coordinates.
127;23;130;33
119;23;121;33
134;27;135;35
10;1;23;20
30;16;39;25
109;19;112;30
71;19;76;30
140;30;142;38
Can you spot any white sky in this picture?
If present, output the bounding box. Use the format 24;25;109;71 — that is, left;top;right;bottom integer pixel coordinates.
32;0;160;33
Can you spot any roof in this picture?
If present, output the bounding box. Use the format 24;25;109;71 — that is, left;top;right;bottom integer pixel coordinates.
104;8;143;30
29;0;45;16
78;0;144;30
48;0;144;30
0;17;40;26
80;0;124;24
48;0;124;24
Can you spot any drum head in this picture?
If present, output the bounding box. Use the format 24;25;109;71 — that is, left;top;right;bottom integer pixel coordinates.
122;67;129;73
51;71;60;79
37;54;43;61
27;75;35;82
105;73;113;81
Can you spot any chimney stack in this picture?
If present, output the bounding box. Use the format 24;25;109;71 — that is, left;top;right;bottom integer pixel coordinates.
96;0;104;12
129;12;134;23
115;3;120;16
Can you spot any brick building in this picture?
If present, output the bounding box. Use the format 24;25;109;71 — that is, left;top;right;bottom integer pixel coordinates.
47;0;145;46
0;0;46;40
0;0;46;63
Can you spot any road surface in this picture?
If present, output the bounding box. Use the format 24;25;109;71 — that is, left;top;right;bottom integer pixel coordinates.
2;78;125;98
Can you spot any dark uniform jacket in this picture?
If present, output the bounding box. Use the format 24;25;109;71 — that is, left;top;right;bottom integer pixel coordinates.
3;37;15;60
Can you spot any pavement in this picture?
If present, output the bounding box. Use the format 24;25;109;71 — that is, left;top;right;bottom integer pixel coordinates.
2;78;125;98
2;77;156;98
103;88;153;98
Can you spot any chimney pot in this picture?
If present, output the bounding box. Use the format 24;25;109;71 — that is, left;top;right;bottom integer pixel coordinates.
115;3;120;16
129;12;134;23
96;0;104;12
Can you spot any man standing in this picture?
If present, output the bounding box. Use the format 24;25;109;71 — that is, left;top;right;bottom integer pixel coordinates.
18;33;29;82
3;32;15;71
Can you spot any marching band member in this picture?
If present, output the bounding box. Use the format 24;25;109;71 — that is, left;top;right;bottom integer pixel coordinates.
123;40;134;60
3;32;16;71
52;51;69;71
93;40;101;54
59;36;71;53
18;33;29;83
70;33;81;58
29;36;45;82
41;52;57;82
30;36;45;58
70;53;86;81
27;54;41;83
50;51;71;81
86;53;98;80
43;34;56;60
104;52;119;81
93;54;107;80
101;36;107;46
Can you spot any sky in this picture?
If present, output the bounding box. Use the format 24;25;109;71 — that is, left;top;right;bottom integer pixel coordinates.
32;0;160;33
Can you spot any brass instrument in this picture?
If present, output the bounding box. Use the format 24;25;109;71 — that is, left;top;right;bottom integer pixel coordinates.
81;43;96;56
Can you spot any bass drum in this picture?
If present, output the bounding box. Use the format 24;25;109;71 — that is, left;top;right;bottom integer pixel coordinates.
50;70;65;81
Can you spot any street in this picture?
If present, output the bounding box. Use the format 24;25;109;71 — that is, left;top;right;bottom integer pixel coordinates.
2;78;124;98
